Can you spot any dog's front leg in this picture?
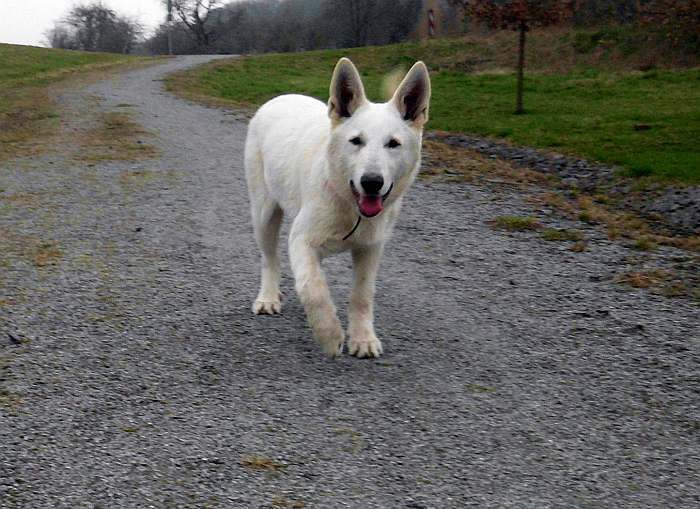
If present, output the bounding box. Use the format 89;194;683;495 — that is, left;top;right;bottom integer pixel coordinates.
347;244;384;358
289;233;344;357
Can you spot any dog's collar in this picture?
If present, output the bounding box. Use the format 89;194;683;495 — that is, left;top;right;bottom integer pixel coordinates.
323;179;360;241
342;216;362;241
325;180;394;241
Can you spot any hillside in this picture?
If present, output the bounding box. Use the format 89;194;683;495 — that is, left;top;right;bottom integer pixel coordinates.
167;28;700;184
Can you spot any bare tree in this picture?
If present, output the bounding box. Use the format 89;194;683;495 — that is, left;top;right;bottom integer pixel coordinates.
145;0;425;55
324;0;375;47
46;25;78;50
47;1;142;53
170;0;221;51
451;0;573;113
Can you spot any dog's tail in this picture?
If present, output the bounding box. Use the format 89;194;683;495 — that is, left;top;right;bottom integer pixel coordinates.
382;67;406;101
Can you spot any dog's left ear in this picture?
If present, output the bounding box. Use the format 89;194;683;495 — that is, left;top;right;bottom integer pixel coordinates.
328;58;368;123
391;61;431;128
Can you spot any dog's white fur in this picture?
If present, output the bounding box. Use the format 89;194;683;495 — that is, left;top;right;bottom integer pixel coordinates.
244;58;431;358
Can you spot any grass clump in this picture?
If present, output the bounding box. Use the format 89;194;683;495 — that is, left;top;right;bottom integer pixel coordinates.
540;228;584;241
466;384;496;393
271;497;305;508
0;388;21;408
616;270;669;289
491;215;541;231
570;240;588;252
631;236;658;251
240;455;286;472
33;241;63;267
615;269;698;300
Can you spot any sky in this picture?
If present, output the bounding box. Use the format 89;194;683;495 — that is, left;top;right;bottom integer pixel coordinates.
0;0;166;47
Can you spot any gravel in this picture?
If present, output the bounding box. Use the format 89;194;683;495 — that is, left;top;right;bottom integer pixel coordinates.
1;56;698;509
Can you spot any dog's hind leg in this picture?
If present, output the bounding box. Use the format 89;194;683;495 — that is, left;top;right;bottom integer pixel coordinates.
251;199;283;315
246;141;283;315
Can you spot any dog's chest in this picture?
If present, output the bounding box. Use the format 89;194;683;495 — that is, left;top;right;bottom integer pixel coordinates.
317;217;392;257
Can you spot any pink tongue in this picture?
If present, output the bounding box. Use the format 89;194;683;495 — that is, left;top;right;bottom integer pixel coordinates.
359;196;383;217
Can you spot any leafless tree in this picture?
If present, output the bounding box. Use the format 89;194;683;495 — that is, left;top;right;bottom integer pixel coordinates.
323;0;374;47
46;25;77;50
146;0;423;55
47;1;142;53
170;0;221;51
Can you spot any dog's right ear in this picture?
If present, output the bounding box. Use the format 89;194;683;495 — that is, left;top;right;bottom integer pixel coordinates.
328;58;367;123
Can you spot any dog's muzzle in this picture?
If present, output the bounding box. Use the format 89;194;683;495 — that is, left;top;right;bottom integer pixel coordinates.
350;180;393;218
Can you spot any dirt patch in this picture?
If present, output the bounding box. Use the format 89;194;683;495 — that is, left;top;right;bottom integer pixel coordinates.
615;269;699;300
77;111;159;163
0;58;160;164
0;230;63;269
240;455;286;472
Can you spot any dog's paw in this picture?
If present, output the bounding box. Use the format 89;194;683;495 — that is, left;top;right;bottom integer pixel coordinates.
316;322;345;358
348;334;383;358
252;299;282;315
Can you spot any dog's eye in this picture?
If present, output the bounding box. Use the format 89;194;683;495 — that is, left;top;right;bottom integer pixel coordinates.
386;138;401;149
349;136;364;146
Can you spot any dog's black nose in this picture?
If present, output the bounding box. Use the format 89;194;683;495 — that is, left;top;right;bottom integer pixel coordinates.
360;173;384;195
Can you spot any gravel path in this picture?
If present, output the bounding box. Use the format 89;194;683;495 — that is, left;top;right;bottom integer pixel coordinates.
1;56;698;509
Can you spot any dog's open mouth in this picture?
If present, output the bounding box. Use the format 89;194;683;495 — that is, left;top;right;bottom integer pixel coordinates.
350;181;394;218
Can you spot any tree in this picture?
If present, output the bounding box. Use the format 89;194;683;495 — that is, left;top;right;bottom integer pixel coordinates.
451;1;572;114
571;0;643;25
324;0;375;47
47;1;142;54
46;25;77;50
170;0;221;51
144;0;425;55
641;0;700;53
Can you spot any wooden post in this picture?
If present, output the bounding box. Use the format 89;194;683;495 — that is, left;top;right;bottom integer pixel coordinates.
167;0;173;55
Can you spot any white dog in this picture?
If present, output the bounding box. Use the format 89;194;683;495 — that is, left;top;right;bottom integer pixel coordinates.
244;57;431;358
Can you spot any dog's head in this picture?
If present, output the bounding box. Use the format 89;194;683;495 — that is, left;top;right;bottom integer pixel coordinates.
327;58;431;218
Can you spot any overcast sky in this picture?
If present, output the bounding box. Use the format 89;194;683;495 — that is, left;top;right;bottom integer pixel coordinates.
0;0;166;47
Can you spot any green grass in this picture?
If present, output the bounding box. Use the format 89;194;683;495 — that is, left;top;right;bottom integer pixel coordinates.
168;35;700;184
540;228;584;241
0;43;135;90
0;44;147;161
491;216;541;231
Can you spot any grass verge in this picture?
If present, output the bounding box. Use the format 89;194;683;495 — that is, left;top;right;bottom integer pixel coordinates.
0;43;154;162
166;29;699;184
533;192;700;251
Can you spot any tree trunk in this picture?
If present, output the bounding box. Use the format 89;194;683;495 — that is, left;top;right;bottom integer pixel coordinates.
515;22;526;114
